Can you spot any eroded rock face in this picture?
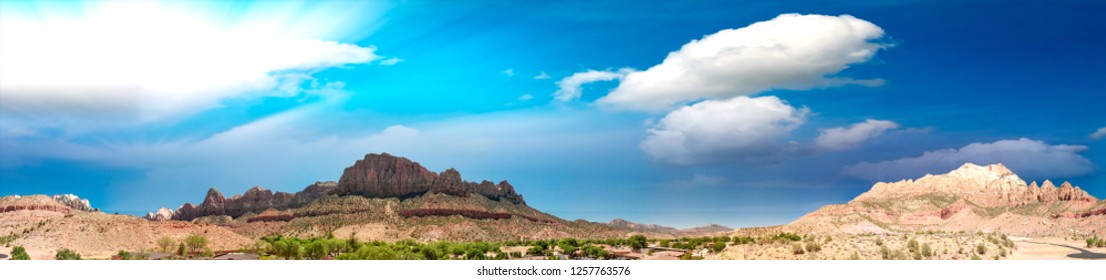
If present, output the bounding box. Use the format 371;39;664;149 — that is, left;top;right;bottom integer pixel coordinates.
51;194;95;212
172;181;337;221
145;207;174;221
336;153;525;204
856;163;1096;207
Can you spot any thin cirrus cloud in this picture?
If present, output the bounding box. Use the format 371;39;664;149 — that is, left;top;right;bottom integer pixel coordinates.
815;119;901;151
0;2;381;125
1091;127;1106;140
552;68;634;102
842;138;1095;182
595;13;890;112
640;96;808;165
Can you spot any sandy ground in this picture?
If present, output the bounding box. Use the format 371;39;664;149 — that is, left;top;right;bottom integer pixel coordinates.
0;244;56;260
1010;237;1106;260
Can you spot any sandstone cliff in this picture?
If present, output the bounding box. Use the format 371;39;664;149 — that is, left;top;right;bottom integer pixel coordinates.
172;181;336;221
789;163;1105;236
336;153;525;204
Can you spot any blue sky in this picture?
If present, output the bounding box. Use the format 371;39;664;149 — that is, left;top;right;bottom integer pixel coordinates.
1;0;1104;228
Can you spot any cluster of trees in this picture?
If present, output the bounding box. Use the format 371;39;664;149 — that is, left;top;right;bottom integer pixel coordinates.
252;235;513;260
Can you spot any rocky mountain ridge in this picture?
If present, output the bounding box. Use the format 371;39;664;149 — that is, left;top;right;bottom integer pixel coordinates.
336;153;525;204
171;181;337;221
788;163;1105;236
606;218;733;236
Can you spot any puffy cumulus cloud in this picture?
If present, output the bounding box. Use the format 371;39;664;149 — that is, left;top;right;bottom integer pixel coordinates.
0;3;379;124
843;138;1094;182
597;14;889;112
640;96;808;164
1091;127;1106;140
815;119;900;151
553;69;634;102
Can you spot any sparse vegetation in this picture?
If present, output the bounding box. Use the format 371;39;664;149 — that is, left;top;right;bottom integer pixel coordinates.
1087;236;1106;248
184;234;209;254
791;243;805;255
11;246;30;260
157;237;175;253
921;243;934;258
55;248;81;260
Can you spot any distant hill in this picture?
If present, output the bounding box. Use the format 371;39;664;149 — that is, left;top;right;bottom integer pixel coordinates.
605;218;732;236
787;163;1106;236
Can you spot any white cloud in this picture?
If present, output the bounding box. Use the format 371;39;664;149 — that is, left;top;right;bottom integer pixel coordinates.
640;96;808;164
553;69;634;102
518;94;535;101
379;57;403;66
0;3;380;124
534;72;551;80
596;14;889;112
815;119;900;151
1091;127;1106;140
843;138;1094;181
503;69;515;77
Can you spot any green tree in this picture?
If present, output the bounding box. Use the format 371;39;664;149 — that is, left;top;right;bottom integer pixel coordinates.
157;237;175;253
55;248;81;260
184;234;209;254
177;243;186;256
117;250;133;260
11;246;30;260
305;240;330;260
659;240;670;247
628;235;648;250
710;242;727;253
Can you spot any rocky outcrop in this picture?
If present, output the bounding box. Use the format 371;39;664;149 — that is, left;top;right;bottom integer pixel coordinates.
51;194;95;212
856;163;1096;207
336;153;526;204
172;181;337;221
790;163;1104;236
144;207;174;221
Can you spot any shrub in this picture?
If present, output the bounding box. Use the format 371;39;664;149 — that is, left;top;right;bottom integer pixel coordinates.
628;235;648;250
791;243;805;255
976;243;987;255
11;246;30;260
875;238;884;246
177;243;186;256
971;254;982;260
907;239;919;253
921;243;934;258
117;250;132;260
805;242;822;253
184;234;209;254
710;242;727;253
55;248;81;260
849;251;860;260
157;237;175;253
880;245;891;260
